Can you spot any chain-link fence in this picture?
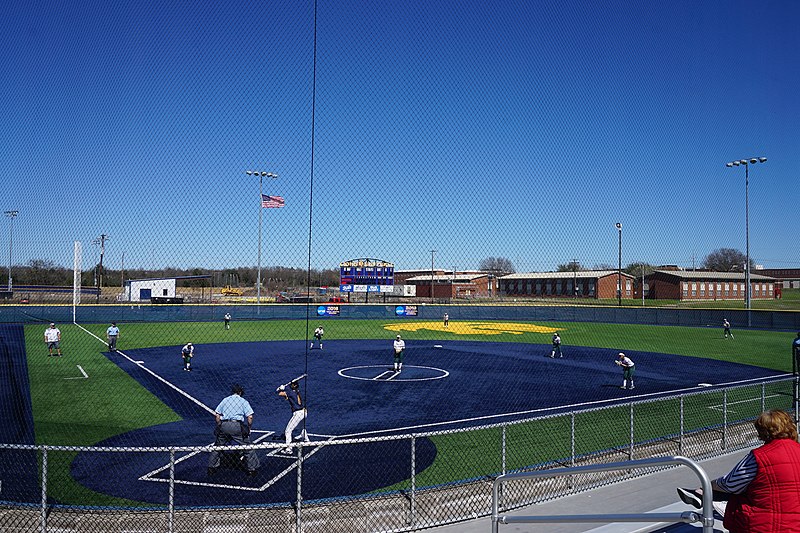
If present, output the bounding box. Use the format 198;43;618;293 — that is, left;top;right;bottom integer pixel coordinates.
1;375;793;533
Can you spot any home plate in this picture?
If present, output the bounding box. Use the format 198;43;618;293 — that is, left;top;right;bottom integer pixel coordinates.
433;345;443;348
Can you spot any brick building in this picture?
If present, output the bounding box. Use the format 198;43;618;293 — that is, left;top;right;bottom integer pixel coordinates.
645;270;776;301
500;270;636;299
405;273;495;299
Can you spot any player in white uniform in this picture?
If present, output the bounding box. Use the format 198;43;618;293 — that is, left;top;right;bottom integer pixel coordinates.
393;335;406;372
310;326;324;349
615;352;635;389
181;342;194;371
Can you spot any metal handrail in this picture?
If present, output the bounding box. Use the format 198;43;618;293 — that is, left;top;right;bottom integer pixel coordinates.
491;455;715;533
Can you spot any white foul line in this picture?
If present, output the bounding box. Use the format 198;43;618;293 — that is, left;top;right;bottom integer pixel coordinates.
74;323;215;415
64;365;89;380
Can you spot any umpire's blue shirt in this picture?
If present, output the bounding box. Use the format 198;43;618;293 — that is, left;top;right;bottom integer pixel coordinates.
215;394;254;422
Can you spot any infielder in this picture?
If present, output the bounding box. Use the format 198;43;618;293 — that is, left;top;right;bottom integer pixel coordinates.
310;325;324;350
277;381;308;454
550;332;562;358
181;342;194;371
393;334;405;372
615;352;635;390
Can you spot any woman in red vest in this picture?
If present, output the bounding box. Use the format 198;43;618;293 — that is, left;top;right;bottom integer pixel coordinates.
678;409;800;532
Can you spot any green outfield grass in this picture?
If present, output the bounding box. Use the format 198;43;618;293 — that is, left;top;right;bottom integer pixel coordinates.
21;318;797;506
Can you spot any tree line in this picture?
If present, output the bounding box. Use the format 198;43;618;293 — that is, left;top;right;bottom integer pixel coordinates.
6;248;750;290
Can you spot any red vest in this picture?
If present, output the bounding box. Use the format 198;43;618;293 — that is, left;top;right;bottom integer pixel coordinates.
724;438;800;533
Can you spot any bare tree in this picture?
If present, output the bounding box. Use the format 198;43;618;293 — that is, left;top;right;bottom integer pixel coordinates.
557;261;582;272
701;248;753;272
478;257;515;276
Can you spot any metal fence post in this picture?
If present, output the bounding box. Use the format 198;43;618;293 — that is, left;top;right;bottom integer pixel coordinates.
679;395;684;454
570;412;575;467
723;389;728;450
629;403;634;460
169;448;175;533
410;435;416;527
296;445;303;533
40;446;47;533
501;424;507;475
761;382;766;413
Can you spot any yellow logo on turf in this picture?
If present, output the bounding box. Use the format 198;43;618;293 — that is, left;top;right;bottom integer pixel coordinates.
384;322;559;336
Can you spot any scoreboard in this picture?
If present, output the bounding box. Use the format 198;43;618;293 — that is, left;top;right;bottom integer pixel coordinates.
340;258;394;293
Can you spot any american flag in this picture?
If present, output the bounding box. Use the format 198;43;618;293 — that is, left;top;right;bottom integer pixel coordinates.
261;194;285;208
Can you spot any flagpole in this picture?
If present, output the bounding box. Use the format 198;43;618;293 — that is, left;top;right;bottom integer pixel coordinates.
247;170;278;305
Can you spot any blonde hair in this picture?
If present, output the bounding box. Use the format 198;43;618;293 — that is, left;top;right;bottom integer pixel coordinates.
754;409;798;442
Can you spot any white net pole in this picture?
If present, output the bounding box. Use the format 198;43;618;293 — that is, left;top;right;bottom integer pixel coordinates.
73;241;82;324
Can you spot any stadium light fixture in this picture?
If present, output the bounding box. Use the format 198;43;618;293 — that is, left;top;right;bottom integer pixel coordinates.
4;210;18;292
248;170;278;304
725;156;767;328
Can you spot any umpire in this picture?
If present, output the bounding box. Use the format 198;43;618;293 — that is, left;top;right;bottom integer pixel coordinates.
208;384;260;476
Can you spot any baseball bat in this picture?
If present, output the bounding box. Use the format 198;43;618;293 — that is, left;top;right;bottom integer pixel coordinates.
276;373;307;392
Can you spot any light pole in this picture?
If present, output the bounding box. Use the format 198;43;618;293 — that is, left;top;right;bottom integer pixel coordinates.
726;157;766;328
430;250;436;303
93;234;109;303
615;223;622;307
4;210;18;292
246;170;278;304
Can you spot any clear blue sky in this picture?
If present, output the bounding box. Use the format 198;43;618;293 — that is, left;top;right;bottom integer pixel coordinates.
1;0;798;273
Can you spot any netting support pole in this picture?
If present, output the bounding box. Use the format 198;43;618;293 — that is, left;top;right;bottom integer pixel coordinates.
761;383;766;413
168;448;175;533
40;447;48;533
410;435;416;527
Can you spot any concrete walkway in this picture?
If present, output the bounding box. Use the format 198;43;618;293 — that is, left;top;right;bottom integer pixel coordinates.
423;450;748;533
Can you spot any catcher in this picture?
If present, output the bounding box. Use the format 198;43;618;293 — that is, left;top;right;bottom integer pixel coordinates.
615;352;635;390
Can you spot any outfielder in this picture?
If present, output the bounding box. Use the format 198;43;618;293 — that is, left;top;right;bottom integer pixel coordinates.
723;318;734;339
615;352;635;390
224;312;231;330
393;334;405;372
310;325;324;350
277;381;309;454
181;342;194;371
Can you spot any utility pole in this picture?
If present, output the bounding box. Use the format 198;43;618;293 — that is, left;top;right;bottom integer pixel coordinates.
430;250;436;303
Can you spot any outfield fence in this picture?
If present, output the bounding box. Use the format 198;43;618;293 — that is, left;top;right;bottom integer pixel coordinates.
1;374;795;533
1;304;799;331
